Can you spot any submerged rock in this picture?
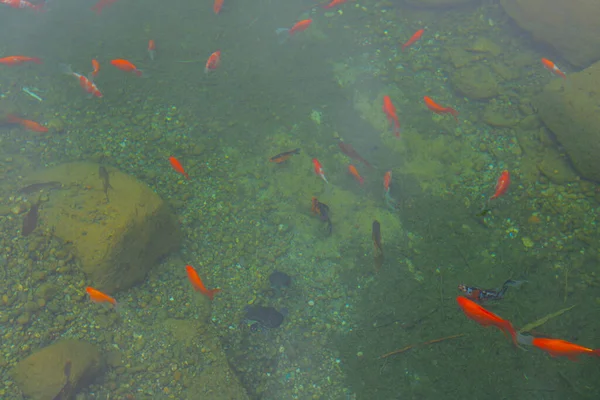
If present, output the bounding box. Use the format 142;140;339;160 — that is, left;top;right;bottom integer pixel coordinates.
269;271;292;290
245;305;285;328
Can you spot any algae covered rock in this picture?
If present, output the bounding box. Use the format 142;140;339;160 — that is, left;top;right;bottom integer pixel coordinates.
13;339;103;400
25;162;180;293
500;0;600;67
451;64;499;99
534;62;600;181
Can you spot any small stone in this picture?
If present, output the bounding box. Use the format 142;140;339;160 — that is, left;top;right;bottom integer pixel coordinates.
16;312;30;325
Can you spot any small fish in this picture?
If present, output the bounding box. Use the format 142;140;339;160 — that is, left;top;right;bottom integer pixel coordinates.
60;64;103;98
323;0;347;8
423;96;459;122
19;181;62;194
0;0;44;10
541;58;566;80
185;265;221;300
276;19;312;42
22;199;40;236
311;197;332;235
269;148;300;163
372;220;384;271
458;279;524;303
91;59;100;78
22;87;43;102
213;0;223;14
489;170;510;201
402;28;425;51
91;0;118;14
456;296;517;345
148;40;156;61
531;337;600;361
382;95;400;137
205;50;221;73
99;166;113;202
110;59;143;77
312;158;328;183
383;170;397;209
337;139;372;168
169;156;189;180
0;56;42;65
348;164;364;185
6;114;48;133
86;286;118;309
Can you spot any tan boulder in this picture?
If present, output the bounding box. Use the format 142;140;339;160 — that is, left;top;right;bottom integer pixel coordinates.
13;339;103;400
500;0;600;67
25;162;180;293
534;62;600;181
451;64;500;99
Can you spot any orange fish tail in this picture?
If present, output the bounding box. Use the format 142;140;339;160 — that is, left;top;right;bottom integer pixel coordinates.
498;319;518;345
593;349;600;357
206;288;221;301
6;114;20;124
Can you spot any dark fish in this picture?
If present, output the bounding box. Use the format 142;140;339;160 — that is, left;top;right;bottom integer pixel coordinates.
269;271;292;290
311;197;332;235
372;220;384;271
269;148;300;163
52;359;72;400
22;200;40;237
99;166;113;202
244;305;285;328
18;181;62;194
337;140;373;169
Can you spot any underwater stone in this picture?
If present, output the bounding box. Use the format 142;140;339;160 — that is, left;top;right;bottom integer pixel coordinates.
245;305;285;328
269;270;292;290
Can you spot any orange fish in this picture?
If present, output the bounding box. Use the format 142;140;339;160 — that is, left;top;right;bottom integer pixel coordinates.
323;0;347;8
490;170;510;200
91;59;100;78
532;337;600;361
456;296;517;345
185;265;221;300
423;96;458;122
91;0;118;14
213;0;223;14
270;148;300;163
277;19;312;38
382;95;400;137
312;158;328;183
6;114;48;133
169;156;189;180
0;56;42;66
205;50;221;73
383;170;392;194
402;28;424;51
110;59;142;77
541;58;566;80
0;0;44;10
148;40;156;61
61;64;103;98
86;286;118;308
348;164;364;185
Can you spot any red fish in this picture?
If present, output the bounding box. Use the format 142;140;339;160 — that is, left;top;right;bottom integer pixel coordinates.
0;0;44;10
185;265;221;300
532;337;600;361
169;156;189;180
0;56;42;66
6;114;48;133
402;29;424;51
382;95;400;137
312;158;328;183
383;170;392;195
91;59;100;78
111;59;143;77
456;296;517;345
348;165;364;185
423;96;458;122
541;58;566;80
278;19;312;38
148;40;156;61
91;0;118;14
61;64;103;97
213;0;223;14
490;170;510;200
323;0;347;8
86;286;118;309
205;50;221;73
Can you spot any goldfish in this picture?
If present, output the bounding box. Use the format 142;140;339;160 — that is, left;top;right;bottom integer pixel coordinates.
312;158;328;183
86;286;118;309
311;197;332;235
6;114;48;133
270;148;300;163
383;170;396;210
213;0;223;14
0;0;44;10
0;56;42;66
323;0;347;8
372;220;384;271
541;58;566;80
423;96;459;122
91;59;100;78
185;265;221;300
456;296;517;345
276;19;312;42
348;164;364;185
205;50;221;73
148;40;156;61
382;95;400;137
401;28;424;51
60;64;103;98
169;156;189;180
91;0;118;14
111;59;143;77
490;170;510;201
531;337;600;361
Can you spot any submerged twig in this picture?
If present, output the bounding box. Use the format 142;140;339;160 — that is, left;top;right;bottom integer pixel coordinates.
380;334;465;359
519;305;576;333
